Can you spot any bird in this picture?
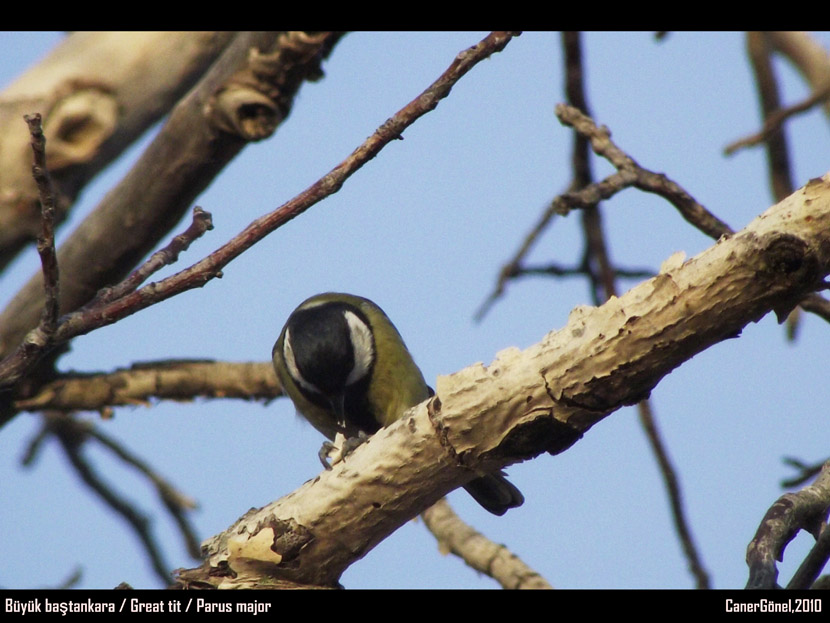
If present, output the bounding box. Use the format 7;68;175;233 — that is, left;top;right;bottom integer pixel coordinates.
272;292;523;516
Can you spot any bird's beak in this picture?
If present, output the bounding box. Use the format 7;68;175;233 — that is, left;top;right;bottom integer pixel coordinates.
330;392;347;430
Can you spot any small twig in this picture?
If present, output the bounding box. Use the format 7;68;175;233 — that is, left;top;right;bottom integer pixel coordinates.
43;413;175;585
421;498;552;589
746;461;830;589
83;421;201;559
555;104;734;240
52;567;83;590
512;262;652;282
637;401;711;589
562;31;618;306
92;207;214;306
0;115;64;387
782;455;829;488
725;84;830;156
24;113;61;336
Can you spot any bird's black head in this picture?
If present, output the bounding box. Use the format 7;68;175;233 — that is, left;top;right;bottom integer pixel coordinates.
282;300;376;429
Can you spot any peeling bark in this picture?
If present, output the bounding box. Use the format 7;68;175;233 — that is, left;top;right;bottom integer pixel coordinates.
177;175;830;589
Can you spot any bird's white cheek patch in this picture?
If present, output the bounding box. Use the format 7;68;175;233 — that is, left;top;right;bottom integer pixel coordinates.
344;311;374;386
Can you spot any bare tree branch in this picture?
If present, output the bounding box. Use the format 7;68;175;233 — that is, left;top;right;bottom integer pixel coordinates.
724;82;830;156
0;32;519;411
421;498;552;589
556;104;735;239
0;207;216;392
177;175;830;588
476;101;734;321
732;32;796;201
0;32;235;272
24;114;60;336
82;417;202;560
746;461;830;589
92;207;214;307
0;31;343;370
38;413;184;586
14;361;279;413
637;400;710;588
766;31;830;116
0;114;63;395
782;456;830;488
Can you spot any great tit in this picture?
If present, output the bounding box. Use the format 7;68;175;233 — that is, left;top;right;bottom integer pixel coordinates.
272;292;524;516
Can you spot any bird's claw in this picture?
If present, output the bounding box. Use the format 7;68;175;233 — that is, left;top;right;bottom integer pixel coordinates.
318;441;337;470
318;431;370;470
342;430;369;455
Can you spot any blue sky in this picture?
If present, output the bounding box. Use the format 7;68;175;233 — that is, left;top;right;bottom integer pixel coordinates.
1;31;829;589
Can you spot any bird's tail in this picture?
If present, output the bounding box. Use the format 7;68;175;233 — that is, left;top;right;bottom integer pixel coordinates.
463;471;524;516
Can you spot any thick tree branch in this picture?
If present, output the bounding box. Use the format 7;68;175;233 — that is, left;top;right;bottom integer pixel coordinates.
0;32;344;421
746;461;830;589
177;175;830;588
0;32;342;365
0;32;235;272
564;35;709;589
14;361;279;413
0;32;518;411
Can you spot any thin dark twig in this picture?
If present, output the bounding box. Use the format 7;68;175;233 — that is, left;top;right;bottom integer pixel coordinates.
515;262;653;281
743;32;796;205
0;114;64;386
24;113;61;336
84;423;201;559
93;207;214;306
726;37;830;158
787;519;830;589
782;455;830;488
555;104;734;240
562;31;617;305
45;413;174;585
725;85;830;155
637;401;711;588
